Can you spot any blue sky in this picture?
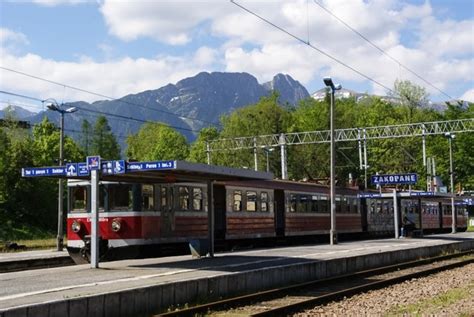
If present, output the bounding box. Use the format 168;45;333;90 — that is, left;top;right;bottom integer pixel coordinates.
1;0;473;113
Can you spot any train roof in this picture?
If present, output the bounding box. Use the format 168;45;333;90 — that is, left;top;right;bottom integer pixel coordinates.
24;160;273;183
216;179;360;194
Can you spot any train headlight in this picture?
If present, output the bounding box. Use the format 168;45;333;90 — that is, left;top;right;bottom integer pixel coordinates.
111;218;122;232
71;220;82;233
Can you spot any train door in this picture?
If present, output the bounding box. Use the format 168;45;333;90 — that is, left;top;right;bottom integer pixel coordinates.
274;189;285;237
160;185;175;237
213;184;226;240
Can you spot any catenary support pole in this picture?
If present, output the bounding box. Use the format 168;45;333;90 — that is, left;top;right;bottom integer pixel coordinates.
393;189;399;239
279;133;288;180
206;142;211;165
57;112;65;251
90;169;99;268
253;137;258;171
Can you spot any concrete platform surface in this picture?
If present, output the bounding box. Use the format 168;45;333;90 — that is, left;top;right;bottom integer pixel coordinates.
0;250;69;264
0;232;473;316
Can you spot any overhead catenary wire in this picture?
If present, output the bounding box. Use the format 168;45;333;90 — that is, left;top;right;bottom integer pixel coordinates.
0;90;200;134
0;66;221;127
230;0;401;96
312;0;454;100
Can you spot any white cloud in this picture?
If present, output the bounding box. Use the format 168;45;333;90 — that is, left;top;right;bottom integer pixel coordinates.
460;89;474;102
0;48;219;103
100;0;227;44
0;28;29;50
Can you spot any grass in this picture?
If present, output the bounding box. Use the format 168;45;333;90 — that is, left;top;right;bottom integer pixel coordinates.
386;281;474;316
0;237;61;252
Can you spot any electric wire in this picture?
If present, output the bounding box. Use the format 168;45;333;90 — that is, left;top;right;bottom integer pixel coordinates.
312;0;454;100
230;0;398;95
0;66;221;127
0;90;200;133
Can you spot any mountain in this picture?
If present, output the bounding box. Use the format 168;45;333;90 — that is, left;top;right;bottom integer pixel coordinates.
27;72;310;145
0;105;36;120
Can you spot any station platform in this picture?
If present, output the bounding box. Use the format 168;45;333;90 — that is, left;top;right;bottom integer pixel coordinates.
0;249;72;273
1;232;473;317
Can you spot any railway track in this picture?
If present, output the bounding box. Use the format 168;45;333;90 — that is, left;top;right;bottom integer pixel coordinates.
156;250;474;317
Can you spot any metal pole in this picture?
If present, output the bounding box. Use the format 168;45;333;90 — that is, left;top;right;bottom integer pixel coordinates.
449;137;456;233
363;129;368;189
206;142;211;165
253;137;258;171
57;112;64;251
393;189;399;239
422;127;426;166
280;133;288;180
207;180;214;257
266;150;270;172
330;90;337;245
358;129;363;170
90;169;99;268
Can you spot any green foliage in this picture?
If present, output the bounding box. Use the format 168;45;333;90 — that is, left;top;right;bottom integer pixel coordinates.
126;122;189;161
216;93;291;174
90;116;121;160
188;127;219;163
80;119;93;156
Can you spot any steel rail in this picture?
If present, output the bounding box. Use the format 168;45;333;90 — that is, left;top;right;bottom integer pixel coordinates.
155;250;474;317
208;118;474;151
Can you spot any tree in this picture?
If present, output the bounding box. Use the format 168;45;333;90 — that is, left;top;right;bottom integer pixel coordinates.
90;116;121;160
392;79;430;122
79;119;93;156
126;122;189;161
217;93;291;173
188;127;220;163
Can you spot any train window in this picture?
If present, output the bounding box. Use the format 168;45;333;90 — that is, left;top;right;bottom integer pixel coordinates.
71;186;87;211
109;184;133;211
311;195;319;213
353;198;359;214
320;195;328;213
261;192;268;212
142;184;154;211
369;200;375;214
336;196;342;213
192;187;203;211
290;194;297;212
298;195;309;213
233;190;242;211
246;191;257;211
178;186;189;210
160;187;167;210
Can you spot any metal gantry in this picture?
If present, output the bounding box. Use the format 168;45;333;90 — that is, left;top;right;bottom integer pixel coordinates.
206;118;474;179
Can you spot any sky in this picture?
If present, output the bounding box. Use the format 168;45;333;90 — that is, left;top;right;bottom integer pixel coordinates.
0;0;473;114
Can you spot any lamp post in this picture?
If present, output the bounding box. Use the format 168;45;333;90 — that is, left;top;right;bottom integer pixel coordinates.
263;147;274;172
323;77;342;245
445;132;456;234
45;99;78;251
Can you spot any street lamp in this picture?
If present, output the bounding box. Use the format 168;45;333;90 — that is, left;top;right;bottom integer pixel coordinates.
323;77;342;245
263;147;274;172
45;99;78;251
444;132;456;234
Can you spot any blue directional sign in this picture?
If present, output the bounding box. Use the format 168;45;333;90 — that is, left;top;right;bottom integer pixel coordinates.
127;160;175;172
114;160;125;174
22;167;66;177
371;173;417;185
101;161;113;175
78;163;90;176
66;163;78;176
87;156;101;171
410;192;436;197
357;193;382;199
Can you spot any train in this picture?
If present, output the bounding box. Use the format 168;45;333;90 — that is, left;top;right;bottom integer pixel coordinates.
65;175;468;264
